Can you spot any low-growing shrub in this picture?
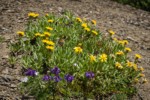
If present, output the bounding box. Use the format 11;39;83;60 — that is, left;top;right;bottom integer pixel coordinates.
10;11;147;99
113;0;150;11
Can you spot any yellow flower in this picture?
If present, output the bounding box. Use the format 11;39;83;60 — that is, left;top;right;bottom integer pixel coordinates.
123;40;128;45
90;55;96;62
143;78;148;84
125;47;131;52
84;27;90;32
134;78;139;83
139;67;144;71
113;38;118;42
46;46;54;51
92;30;98;35
126;60;133;67
135;54;142;59
42;39;55;46
115;62;123;69
42;39;48;44
46;27;53;31
139;73;145;77
81;23;87;28
76;17;82;22
74;47;83;53
44;32;51;37
99;54;107;62
132;63;138;71
17;31;24;36
108;30;115;35
91;20;96;25
35;33;42;37
118;40;128;46
116;51;124;56
45;13;49;17
46;40;55;46
28;12;39;18
48;19;54;23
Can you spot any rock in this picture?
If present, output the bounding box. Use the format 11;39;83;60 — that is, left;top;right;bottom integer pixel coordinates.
10;84;17;88
1;68;9;74
0;75;14;82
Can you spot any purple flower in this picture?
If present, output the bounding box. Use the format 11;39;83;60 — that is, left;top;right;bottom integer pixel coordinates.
25;68;37;76
53;76;61;82
42;75;51;81
51;67;60;75
85;71;94;79
65;74;74;82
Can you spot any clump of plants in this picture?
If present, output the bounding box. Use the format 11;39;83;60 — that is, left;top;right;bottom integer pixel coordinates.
10;11;147;99
113;0;150;11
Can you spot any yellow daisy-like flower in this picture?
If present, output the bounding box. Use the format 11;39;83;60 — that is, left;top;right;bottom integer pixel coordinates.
99;54;107;62
48;19;54;23
46;46;54;51
126;60;133;67
135;54;142;59
90;55;96;62
118;40;128;46
45;13;49;17
139;67;144;71
46;40;55;46
81;23;87;28
42;39;48;44
84;27;90;32
91;20;96;25
139;73;145;77
28;12;39;18
134;78;139;83
108;30;115;35
125;47;132;52
92;30;98;35
44;32;51;37
115;62;123;69
143;78;148;84
74;47;83;53
132;63;138;71
113;38;118;42
46;27;53;31
35;33;42;37
116;51;124;56
76;17;82;22
17;31;24;36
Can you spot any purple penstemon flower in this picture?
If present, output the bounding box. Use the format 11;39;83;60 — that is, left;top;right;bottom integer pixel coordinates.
42;75;51;81
53;76;61;82
51;67;60;75
85;71;94;79
25;68;37;76
65;74;74;82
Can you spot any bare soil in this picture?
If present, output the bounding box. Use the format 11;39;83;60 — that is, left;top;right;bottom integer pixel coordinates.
0;0;150;99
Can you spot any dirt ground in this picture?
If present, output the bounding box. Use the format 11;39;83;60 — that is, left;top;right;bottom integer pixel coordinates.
0;0;150;99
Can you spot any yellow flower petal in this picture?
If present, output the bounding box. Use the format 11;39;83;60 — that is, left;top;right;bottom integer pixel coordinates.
92;30;98;35
90;55;96;62
91;20;96;25
17;31;24;36
28;12;39;18
74;46;83;53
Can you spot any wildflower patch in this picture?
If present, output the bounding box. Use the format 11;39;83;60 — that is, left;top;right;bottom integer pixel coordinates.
10;11;147;99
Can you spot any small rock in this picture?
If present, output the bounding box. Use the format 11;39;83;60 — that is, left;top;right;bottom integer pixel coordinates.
2;55;9;59
10;84;17;88
0;75;14;82
58;7;63;12
1;68;9;74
